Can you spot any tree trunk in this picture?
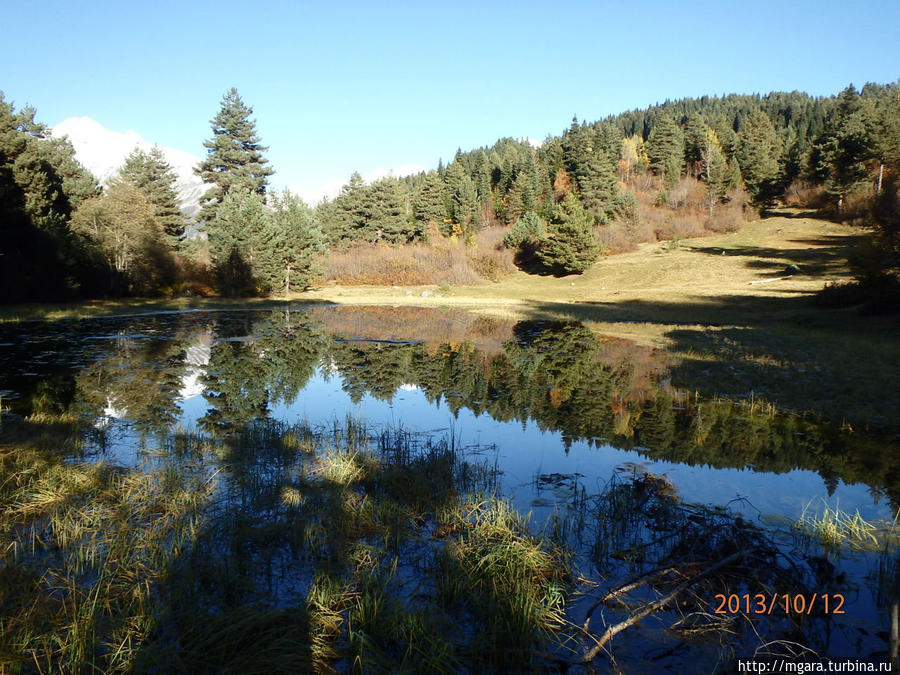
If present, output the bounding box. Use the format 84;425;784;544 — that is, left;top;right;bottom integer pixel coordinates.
878;162;884;196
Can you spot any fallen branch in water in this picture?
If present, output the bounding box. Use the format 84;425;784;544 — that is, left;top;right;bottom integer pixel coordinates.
578;549;750;664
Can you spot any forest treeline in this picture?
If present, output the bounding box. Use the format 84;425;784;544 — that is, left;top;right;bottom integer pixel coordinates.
1;83;898;303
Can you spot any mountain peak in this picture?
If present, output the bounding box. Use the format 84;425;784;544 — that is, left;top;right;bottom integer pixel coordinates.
51;117;208;219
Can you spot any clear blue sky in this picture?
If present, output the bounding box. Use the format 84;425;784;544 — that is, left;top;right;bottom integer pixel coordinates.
4;0;899;197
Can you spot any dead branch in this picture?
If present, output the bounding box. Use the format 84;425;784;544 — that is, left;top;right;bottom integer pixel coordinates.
748;276;791;285
579;549;749;664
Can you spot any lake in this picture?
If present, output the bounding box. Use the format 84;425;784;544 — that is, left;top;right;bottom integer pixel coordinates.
1;305;897;672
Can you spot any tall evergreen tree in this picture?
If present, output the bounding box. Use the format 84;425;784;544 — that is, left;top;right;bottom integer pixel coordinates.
328;171;367;243
577;147;619;225
447;161;478;237
207;190;270;296
646;117;684;187
700;129;729;215
119;146;184;243
814;85;873;214
537;193;601;274
0;93;102;300
683;113;710;177
195;88;273;223
412;170;450;237
267;191;324;295
871;95;900;196
737;110;780;206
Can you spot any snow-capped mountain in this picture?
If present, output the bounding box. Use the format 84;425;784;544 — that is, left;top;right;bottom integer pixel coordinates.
52;117;208;219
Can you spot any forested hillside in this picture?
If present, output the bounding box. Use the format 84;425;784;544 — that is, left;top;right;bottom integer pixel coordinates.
2;83;898;303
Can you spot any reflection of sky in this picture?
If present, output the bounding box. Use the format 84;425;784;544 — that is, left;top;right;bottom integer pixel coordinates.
169;365;891;526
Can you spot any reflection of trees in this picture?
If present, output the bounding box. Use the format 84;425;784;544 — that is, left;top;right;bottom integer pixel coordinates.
70;325;191;435
4;311;900;504
330;341;413;404
199;312;328;434
324;320;900;506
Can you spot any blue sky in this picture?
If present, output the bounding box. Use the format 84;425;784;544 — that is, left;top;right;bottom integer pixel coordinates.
4;0;899;199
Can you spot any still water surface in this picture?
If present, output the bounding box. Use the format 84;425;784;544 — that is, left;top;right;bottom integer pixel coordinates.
1;305;894;524
3;305;899;666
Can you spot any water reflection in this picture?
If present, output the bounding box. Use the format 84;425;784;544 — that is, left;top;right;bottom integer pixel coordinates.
0;307;897;515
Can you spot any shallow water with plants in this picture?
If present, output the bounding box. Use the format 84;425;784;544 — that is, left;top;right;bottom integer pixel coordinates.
1;306;898;672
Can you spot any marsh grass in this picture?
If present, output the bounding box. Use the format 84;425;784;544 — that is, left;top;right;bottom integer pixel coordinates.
2;411;883;673
794;500;899;553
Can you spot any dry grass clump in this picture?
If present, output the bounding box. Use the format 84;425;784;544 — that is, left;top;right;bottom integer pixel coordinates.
323;227;515;286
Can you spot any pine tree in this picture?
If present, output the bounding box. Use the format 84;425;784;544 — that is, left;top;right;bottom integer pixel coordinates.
577;147;619;225
267;191;324;295
737;110;780;206
119;146;184;243
446;162;478;237
325;172;366;244
683;113;710;177
815;85;873;214
195;88;273;223
506;171;536;224
700;129;729;215
0;94;102;300
646;117;684;187
412;170;450;237
537;193;601;274
871;94;900;196
207;190;270;296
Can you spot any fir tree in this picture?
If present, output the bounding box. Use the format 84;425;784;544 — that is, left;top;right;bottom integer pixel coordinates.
195;88;273;223
815;85;872;214
683;113;710;177
577;146;619;225
0;94;102;300
412;170;450;237
447;162;478;237
365;178;406;243
700;129;729;215
737;110;780;206
207;190;269;296
267;191;324;295
646;117;684;187
119;146;184;243
537;193;601;274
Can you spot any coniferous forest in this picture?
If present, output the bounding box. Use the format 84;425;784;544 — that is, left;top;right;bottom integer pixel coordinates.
2;83;899;305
